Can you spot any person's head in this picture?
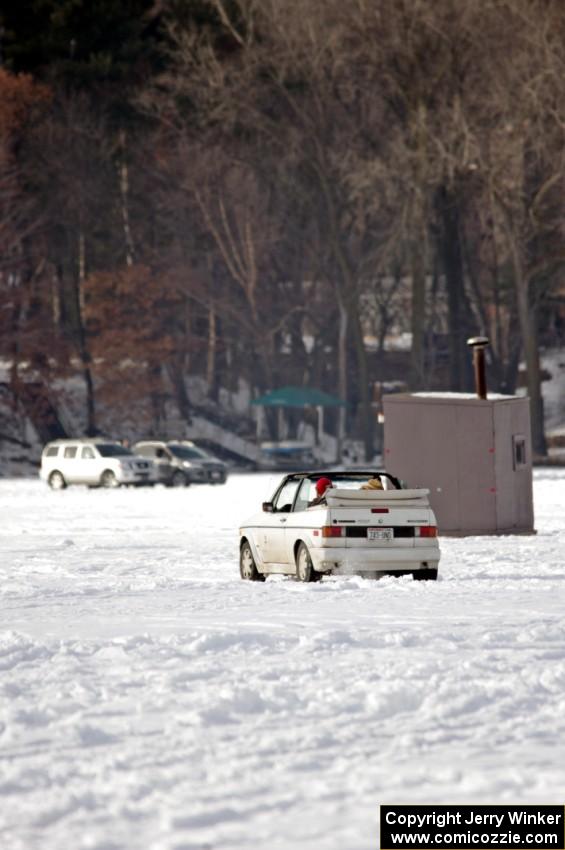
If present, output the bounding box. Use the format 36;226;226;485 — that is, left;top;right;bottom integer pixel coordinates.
361;477;383;490
315;477;332;497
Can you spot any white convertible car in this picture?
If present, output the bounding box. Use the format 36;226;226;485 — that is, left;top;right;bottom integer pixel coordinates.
239;471;440;582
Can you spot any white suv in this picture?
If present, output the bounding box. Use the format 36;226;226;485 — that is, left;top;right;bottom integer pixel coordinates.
40;439;156;489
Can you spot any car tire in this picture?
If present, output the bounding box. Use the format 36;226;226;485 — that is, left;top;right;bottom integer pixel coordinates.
101;470;119;488
48;471;66;490
239;541;265;582
170;470;189;488
413;568;438;581
296;542;322;583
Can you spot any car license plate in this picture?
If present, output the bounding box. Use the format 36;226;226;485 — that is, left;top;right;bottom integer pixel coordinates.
368;528;393;541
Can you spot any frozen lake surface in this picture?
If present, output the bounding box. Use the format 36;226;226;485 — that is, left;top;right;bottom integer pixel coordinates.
1;471;564;850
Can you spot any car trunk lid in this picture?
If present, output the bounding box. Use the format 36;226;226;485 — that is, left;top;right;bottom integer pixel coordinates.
325;488;436;548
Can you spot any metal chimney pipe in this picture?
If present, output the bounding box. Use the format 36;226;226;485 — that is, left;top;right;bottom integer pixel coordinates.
467;336;490;400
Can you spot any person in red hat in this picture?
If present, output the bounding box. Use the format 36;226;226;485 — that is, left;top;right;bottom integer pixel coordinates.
308;476;333;508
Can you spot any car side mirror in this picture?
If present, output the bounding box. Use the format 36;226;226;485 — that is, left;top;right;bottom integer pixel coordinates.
262;501;274;512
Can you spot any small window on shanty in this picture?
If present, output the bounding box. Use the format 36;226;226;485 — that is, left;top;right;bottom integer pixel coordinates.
512;435;527;469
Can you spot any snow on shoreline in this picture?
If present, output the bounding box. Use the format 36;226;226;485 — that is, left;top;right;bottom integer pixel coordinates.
1;472;564;850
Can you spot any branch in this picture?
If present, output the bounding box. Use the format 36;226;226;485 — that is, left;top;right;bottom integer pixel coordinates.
211;0;246;47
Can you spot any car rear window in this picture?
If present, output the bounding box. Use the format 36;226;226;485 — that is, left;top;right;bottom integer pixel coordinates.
96;443;133;457
135;445;156;457
169;446;207;460
45;446;59;457
64;446;78;459
324;475;399;490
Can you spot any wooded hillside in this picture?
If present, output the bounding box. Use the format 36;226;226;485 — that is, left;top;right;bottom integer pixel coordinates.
1;0;564;456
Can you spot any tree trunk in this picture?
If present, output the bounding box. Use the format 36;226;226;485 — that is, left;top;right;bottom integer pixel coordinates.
435;184;475;391
497;196;547;456
508;239;547;456
83;365;96;436
501;299;521;394
148;362;164;434
118;128;135;267
348;304;374;459
68;236;96;435
166;356;191;424
206;306;218;400
337;297;348;457
410;249;426;390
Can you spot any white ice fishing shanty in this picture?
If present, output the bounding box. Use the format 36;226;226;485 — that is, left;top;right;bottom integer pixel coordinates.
239;471;440;581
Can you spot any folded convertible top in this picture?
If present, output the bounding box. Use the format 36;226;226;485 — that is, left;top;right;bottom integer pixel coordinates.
325;488;431;507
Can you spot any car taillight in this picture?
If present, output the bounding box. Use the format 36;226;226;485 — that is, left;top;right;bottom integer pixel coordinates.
321;526;344;538
416;526;437;537
371;508;389;513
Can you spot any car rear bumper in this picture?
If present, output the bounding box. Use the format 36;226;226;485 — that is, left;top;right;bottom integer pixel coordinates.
117;470;155;484
188;467;227;483
187;468;208;483
309;545;440;574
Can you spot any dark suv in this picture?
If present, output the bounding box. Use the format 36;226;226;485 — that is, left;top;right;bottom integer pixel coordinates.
132;440;228;487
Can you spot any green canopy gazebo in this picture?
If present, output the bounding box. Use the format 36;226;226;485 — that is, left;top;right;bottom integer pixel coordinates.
251;386;346;443
251;386;346;408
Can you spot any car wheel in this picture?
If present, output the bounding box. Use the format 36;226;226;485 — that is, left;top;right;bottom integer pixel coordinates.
48;471;66;490
296;542;322;583
171;470;188;487
101;470;119;488
239;541;265;582
413;568;438;581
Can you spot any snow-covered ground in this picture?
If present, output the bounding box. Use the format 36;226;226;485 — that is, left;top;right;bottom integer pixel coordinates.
1;472;564;850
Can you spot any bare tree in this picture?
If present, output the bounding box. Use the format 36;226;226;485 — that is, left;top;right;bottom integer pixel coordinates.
27;93;119;434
